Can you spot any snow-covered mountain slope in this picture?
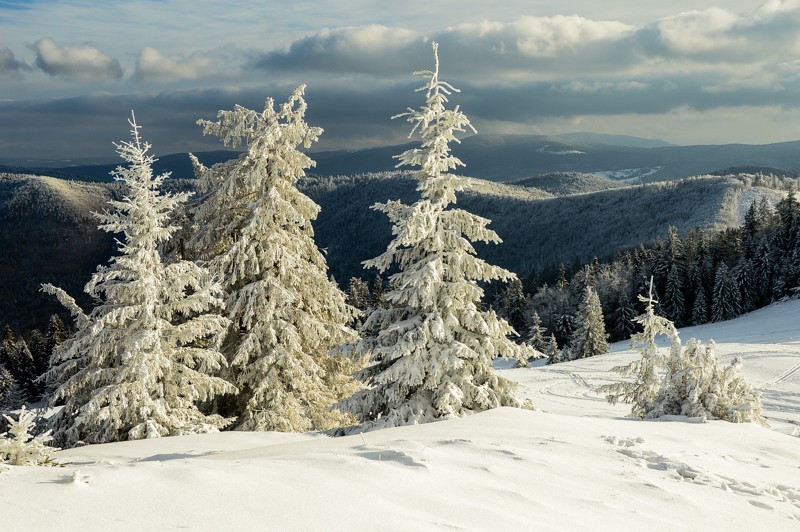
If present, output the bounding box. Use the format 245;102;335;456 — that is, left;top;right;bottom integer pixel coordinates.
4;300;800;531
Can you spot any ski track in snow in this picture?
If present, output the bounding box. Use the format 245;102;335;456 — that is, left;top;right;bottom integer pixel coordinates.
759;360;800;388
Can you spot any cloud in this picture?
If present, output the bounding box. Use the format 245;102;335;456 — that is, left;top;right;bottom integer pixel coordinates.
256;25;424;75
133;47;215;83
31;38;123;83
0;47;28;79
637;4;800;62
254;7;800;81
449;15;632;59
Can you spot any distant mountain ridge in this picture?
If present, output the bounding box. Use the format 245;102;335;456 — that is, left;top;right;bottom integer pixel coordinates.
4;133;800;184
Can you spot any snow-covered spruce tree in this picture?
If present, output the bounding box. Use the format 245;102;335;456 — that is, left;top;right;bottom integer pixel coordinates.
189;87;358;432
333;42;534;434
649;338;765;424
545;335;561;366
571;285;609;359
42;115;234;447
599;279;681;418
0;366;22;411
0;407;59;467
527;310;548;353
347;277;371;313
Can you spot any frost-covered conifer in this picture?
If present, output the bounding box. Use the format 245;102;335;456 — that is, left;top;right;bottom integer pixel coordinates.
42;115;234;447
0;366;21;410
334;43;533;434
527;310;548;353
347;278;371;313
500;278;528;338
599;279;680;418
190;87;358;432
545;335;561;365
571;286;608;359
0;407;59;467
649;339;765;424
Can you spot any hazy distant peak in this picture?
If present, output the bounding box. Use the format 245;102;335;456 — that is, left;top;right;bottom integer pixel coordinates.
556;132;674;148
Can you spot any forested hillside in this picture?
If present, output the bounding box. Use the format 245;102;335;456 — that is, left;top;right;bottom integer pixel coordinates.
0;170;793;333
308;171;789;284
0;174;116;331
511;172;627;196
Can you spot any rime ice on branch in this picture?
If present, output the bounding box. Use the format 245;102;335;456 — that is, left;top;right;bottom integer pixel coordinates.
43;114;234;447
334;42;534;434
190;87;359;432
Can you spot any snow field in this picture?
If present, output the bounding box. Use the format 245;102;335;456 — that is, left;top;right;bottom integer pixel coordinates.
3;299;800;530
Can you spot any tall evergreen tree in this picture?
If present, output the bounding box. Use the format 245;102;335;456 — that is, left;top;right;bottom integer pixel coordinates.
711;263;741;322
571;286;609;359
347;277;371;313
190;87;358;432
556;312;577;350
9;339;37;401
43;115;234;447
691;288;710;325
334;43;532;433
500;278;528;339
0;366;18;410
612;292;637;341
733;257;757;313
545;335;560;365
527;310;549;353
45;315;68;358
26;329;49;391
663;263;686;325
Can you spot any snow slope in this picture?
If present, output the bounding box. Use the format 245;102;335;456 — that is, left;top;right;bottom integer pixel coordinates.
3;301;800;531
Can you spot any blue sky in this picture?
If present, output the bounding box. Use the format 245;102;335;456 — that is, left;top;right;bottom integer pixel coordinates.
1;0;799;162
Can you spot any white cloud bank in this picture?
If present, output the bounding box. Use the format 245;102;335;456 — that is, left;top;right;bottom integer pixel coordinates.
31;38;123;83
133;47;214;83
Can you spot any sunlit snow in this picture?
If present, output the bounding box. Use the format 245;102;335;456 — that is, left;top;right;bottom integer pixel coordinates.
3;300;800;530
